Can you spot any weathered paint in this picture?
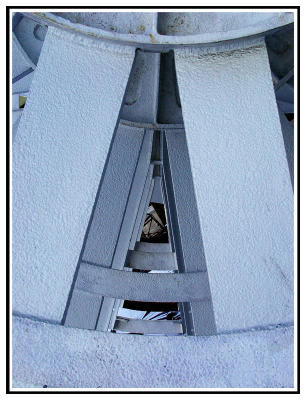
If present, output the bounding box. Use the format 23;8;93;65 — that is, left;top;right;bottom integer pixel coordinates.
28;12;294;47
12;316;294;388
12;27;134;322
175;43;294;332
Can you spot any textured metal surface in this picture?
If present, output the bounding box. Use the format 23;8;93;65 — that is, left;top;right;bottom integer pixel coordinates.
13;27;134;322
76;262;209;302
13;315;294;388
26;12;293;47
175;42;293;332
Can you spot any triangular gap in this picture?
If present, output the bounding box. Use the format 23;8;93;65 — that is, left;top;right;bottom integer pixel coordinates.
133;131;170;256
117;198;182;326
140;131;169;244
115;131;182;331
140;199;168;244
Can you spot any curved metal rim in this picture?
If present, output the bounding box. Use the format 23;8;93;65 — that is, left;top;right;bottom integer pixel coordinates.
27;11;294;48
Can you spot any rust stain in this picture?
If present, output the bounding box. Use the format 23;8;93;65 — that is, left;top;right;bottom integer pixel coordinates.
149;33;157;43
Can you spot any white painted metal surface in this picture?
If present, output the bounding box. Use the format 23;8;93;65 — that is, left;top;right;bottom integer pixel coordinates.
29;12;293;46
175;42;294;332
13;26;134;322
12;316;294;388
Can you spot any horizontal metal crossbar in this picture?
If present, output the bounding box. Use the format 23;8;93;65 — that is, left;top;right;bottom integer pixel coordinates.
126;250;177;270
114;318;183;335
134;242;171;252
76;262;209;302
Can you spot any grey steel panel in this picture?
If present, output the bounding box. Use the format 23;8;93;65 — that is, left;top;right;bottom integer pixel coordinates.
13;17;46;65
151;176;164;203
120;51;160;124
132;131;164;245
95;297;118;332
96;130;154;331
157;52;184;124
134;242;171;253
129;165;154;249
114;318;183;335
276;82;293;103
82;124;144;265
163;130;217;335
76;262;210;302
126;250;177;270
161;156;189;335
136;176;155;243
165;131;209;273
277;100;294;113
64;289;102;330
110;130;153;269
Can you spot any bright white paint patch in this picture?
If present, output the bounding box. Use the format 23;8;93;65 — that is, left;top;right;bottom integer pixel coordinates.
13;27;134;322
12;316;294;388
175;43;293;332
